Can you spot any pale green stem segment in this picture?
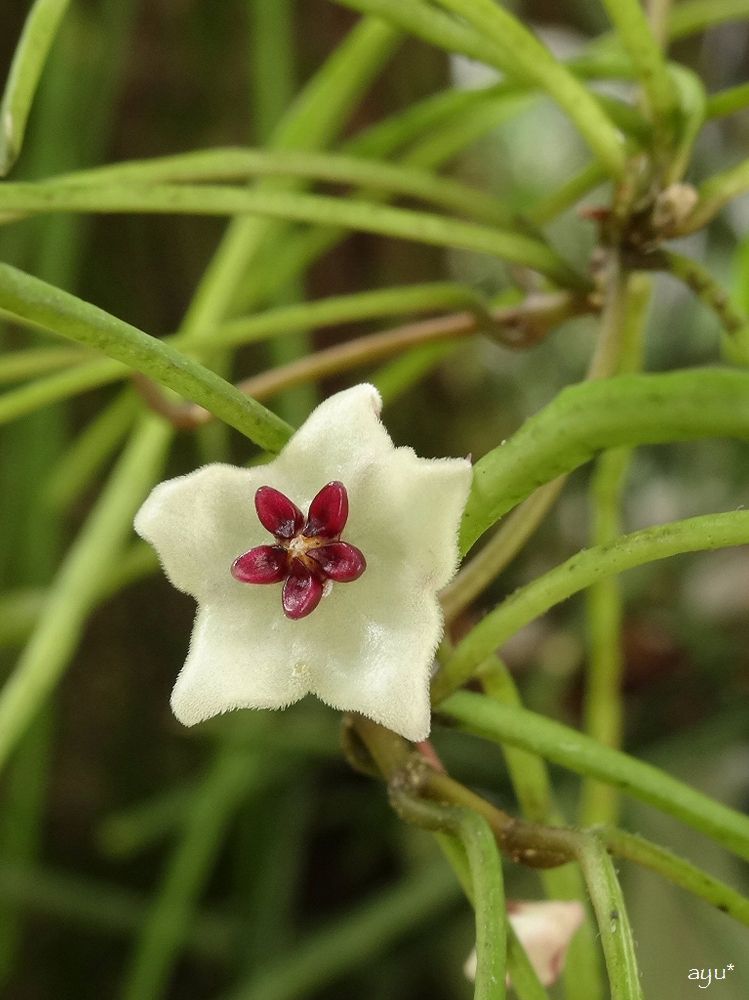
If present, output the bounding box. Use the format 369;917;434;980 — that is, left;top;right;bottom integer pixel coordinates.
599;0;677;138
0;262;293;451
681;157;749;233
459;368;749;553
528;162;608;226
440;509;749;702
707;81;749;120
344;0;627;175
581;274;650;827
505;927;550;1000
575;837;643;1000
0;543;158;650
0;863;232;960
98;783;197;859
0;183;582;287
181;16;400;333
478;658;559;826
668;0;749;39
434;0;627;175
20;146;515;228
0;358;125;429
0;345;90;383
0;0;73;175
391;792;505;1000
656;251;749;362
222;864;458;1000
0;415;171;773
598;827;749;926
120;740;263;1000
44;389;139;513
0;283;487;427
438;690;749;861
181;281;491;351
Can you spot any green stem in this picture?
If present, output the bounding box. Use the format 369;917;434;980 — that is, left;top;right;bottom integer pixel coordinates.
0;182;582;286
528;162;608;226
656;250;749;362
678;160;749;233
222;863;459;1000
389;792;505;1000
43;389;138;512
0;862;234;960
183;281;492;351
598;826;749;926
478;658;559;826
0;357;124;427
706;81;749;120
668;0;749;39
26;146;517;229
437;690;749;861
120;742;264;1000
339;0;627;175
0;345;90;383
441;509;749;700
0;0;73;174
477;658;603;1000
0;416;171;773
581;274;650;826
600;0;677;139
0;262;293;450
575;836;643;1000
459;368;749;553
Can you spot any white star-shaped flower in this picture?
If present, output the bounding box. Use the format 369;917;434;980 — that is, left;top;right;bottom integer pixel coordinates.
134;384;472;741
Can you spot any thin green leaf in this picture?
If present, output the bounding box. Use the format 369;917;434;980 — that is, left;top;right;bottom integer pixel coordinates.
0;262;293;451
440;510;749;700
438;691;749;861
460;368;749;552
0;182;582;287
576;836;643;1000
0;0;73;174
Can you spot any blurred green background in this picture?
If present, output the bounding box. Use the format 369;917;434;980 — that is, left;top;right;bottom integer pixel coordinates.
0;1;748;998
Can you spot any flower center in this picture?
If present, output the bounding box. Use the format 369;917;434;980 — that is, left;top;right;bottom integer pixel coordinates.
230;480;366;620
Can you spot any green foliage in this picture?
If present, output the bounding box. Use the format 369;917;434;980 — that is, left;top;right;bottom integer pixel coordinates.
1;1;749;999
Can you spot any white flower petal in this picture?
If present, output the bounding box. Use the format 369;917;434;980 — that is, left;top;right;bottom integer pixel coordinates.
134;463;268;600
135;384;473;739
170;597;310;725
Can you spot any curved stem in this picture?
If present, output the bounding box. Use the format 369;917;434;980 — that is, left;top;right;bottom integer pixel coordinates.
459;368;749;553
0;182;583;287
437;690;749;861
0;262;293;450
0;0;73;174
438;509;749;701
391;791;506;1000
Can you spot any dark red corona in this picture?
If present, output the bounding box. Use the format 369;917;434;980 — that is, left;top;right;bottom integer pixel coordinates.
231;481;366;619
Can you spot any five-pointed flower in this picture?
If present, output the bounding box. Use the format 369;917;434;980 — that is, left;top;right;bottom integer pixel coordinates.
134;384;472;741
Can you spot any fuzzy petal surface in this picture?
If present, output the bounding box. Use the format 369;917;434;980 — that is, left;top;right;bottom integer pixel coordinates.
135;384;472;741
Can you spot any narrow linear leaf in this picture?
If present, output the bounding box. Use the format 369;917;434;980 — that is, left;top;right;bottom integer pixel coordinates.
0;183;582;287
438;691;749;861
440;510;749;699
460;369;749;552
0;262;293;451
0;0;73;174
